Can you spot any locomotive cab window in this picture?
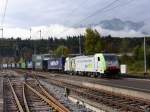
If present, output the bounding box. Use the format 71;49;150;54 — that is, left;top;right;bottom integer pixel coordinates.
98;57;100;61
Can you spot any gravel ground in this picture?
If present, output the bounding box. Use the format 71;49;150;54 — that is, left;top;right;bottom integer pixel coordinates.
47;73;150;92
40;80;93;112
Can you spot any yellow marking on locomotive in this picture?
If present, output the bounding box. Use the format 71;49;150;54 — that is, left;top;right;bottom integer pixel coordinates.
87;64;93;69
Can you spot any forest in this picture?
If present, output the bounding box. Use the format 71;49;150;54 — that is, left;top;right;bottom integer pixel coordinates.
0;28;150;73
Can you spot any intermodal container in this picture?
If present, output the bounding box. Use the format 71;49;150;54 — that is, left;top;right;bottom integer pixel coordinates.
48;57;65;70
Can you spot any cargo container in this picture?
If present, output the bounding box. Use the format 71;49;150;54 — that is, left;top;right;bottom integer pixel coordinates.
42;57;50;71
32;55;43;62
34;61;43;69
48;57;65;71
2;64;7;69
8;64;12;69
16;63;20;68
32;54;51;70
32;55;43;70
21;62;26;69
11;63;15;68
27;61;33;69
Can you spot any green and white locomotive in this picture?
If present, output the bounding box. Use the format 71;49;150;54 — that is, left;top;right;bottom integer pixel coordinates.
65;53;120;77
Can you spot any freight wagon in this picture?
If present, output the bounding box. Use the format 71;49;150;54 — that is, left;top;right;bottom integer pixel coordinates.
2;64;7;69
8;64;12;69
16;63;20;69
27;61;33;69
47;57;65;72
11;63;15;69
43;58;49;71
65;53;120;77
21;62;26;69
32;54;51;70
32;55;43;70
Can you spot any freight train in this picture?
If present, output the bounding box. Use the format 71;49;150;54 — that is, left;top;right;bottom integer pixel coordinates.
0;53;120;77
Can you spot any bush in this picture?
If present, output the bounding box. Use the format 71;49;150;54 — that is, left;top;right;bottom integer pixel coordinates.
128;61;144;72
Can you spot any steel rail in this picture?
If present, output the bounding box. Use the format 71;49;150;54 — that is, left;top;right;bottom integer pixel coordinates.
38;84;70;112
14;70;150;111
24;82;70;112
46;77;150;112
22;83;30;112
8;78;24;112
33;75;70;112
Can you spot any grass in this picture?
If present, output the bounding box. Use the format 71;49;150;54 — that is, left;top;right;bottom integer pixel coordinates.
125;70;150;78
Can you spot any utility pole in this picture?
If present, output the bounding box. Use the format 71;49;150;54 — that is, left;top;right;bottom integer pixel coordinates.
62;47;64;57
0;28;3;38
34;43;36;55
39;30;41;39
30;28;32;39
79;36;81;55
30;28;36;55
144;37;147;75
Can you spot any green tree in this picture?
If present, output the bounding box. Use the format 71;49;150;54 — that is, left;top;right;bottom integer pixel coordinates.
133;45;144;60
22;47;32;61
54;45;70;57
120;38;129;53
84;28;103;55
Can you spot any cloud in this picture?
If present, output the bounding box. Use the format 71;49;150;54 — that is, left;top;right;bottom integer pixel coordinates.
1;0;149;39
94;26;144;37
2;24;146;39
3;27;30;39
140;22;150;35
3;0;150;28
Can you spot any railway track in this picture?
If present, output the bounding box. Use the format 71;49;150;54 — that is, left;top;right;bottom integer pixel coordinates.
3;77;24;112
11;70;150;111
15;69;150;92
3;76;70;112
41;76;150;112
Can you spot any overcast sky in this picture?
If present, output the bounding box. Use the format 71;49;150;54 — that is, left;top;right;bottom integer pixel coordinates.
0;0;150;38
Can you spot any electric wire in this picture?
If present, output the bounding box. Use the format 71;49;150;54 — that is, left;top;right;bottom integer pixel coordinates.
57;0;122;37
1;0;8;26
102;0;135;14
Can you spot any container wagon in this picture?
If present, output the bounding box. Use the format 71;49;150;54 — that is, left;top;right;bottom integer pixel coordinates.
21;62;26;69
2;64;7;69
27;61;33;70
16;63;20;69
11;63;15;69
32;55;43;70
42;58;50;71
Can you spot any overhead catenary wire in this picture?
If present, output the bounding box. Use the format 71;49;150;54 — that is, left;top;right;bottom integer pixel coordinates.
0;0;8;38
1;0;8;26
46;0;91;37
34;0;88;39
58;0;138;38
31;0;123;38
66;0;90;16
74;0;121;26
101;0;135;14
57;0;121;37
0;0;4;21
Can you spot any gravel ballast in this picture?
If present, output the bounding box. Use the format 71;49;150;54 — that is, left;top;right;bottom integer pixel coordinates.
40;80;93;112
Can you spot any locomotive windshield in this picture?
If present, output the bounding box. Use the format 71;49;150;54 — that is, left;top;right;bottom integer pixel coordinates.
104;54;119;66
